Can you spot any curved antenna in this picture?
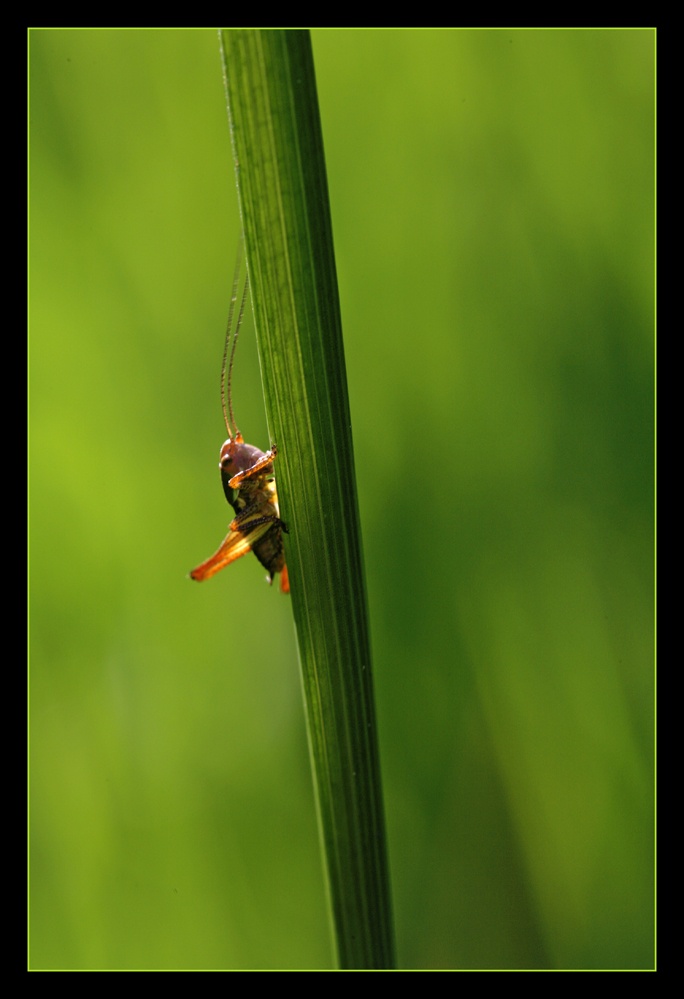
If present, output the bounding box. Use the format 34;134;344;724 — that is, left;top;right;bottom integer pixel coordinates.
220;240;249;439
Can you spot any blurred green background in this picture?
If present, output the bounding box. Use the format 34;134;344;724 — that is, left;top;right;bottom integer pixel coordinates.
29;29;654;970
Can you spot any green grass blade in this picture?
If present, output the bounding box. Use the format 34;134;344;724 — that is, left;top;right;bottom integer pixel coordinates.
220;29;396;970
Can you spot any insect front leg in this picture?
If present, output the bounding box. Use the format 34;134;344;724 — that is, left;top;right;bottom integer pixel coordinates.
228;444;278;489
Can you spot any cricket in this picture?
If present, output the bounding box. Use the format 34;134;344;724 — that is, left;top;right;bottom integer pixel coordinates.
189;244;289;593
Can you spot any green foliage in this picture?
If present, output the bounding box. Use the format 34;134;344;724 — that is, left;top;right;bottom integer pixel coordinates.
30;28;654;970
220;30;394;968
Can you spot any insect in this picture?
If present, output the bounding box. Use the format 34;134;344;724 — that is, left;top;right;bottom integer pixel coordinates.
189;245;289;593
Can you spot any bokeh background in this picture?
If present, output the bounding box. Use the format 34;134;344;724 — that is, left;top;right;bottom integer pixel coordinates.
29;29;654;970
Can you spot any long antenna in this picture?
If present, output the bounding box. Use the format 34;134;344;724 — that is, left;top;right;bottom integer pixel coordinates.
220;239;249;439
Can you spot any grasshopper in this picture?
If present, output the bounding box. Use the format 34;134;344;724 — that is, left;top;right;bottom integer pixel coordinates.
190;246;289;593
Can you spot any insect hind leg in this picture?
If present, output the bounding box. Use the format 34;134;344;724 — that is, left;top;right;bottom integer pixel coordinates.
233;511;286;537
